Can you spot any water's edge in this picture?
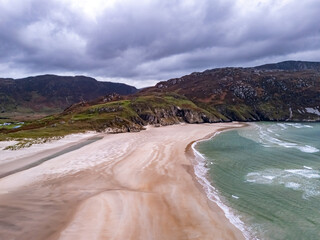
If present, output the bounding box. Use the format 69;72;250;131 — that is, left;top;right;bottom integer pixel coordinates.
191;129;258;240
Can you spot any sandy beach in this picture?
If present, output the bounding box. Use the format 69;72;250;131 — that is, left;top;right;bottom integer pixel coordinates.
0;123;245;240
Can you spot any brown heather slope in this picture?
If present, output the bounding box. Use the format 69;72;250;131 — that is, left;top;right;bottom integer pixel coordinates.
141;67;320;121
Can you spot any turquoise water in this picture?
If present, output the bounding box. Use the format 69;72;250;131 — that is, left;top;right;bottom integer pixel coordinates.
196;123;320;240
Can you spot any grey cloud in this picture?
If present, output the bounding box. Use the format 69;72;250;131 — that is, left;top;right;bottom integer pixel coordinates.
86;1;226;59
0;0;320;87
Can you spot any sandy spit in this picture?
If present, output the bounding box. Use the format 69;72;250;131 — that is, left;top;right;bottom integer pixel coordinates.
0;123;245;240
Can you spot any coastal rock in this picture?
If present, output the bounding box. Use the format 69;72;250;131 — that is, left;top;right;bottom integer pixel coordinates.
135;106;215;126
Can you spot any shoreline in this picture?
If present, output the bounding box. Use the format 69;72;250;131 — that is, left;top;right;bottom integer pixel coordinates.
189;124;253;240
0;123;246;240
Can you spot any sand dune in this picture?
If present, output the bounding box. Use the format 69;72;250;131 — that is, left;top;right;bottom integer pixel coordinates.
0;123;245;240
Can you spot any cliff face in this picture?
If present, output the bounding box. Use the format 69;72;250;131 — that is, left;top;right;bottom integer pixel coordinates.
102;106;215;133
133;106;213;125
84;94;220;132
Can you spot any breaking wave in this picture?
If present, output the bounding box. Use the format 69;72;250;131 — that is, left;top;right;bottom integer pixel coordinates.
239;123;319;153
246;168;320;199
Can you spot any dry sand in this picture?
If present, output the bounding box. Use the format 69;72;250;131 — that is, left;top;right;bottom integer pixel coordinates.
0;132;98;166
0;123;245;240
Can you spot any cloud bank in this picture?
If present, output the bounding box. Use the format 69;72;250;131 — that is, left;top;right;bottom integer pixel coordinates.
1;0;320;87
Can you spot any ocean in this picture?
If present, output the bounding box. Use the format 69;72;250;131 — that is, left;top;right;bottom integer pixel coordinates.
194;122;320;240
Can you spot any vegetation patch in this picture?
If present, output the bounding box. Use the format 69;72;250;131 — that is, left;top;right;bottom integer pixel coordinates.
4;136;63;150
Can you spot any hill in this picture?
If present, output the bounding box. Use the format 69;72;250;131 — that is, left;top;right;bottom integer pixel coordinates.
0;74;137;119
142;66;320;121
1;61;319;145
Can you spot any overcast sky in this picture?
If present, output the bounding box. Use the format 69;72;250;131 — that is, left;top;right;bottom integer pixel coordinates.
1;0;320;87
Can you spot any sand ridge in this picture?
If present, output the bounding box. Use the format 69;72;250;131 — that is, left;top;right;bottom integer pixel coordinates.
0;123;245;240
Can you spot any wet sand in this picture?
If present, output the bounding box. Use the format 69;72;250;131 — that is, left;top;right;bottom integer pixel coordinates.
0;123;245;240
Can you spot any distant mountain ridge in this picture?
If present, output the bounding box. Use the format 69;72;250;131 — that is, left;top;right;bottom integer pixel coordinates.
0;74;137;119
255;60;320;71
